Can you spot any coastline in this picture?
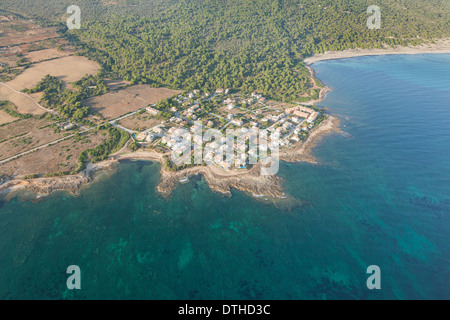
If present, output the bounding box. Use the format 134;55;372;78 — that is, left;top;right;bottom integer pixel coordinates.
0;113;340;203
280;115;340;164
304;38;450;64
0;71;340;203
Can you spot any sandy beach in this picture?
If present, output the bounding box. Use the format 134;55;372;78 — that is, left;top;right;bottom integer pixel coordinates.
304;38;450;64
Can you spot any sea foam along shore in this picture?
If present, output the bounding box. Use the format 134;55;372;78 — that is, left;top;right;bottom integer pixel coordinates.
304;38;450;64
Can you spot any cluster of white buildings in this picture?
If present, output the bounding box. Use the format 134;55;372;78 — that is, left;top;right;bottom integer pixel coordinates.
215;88;230;94
135;124;166;143
146;106;159;116
131;89;323;170
285;106;319;123
59;122;76;131
183;104;200;120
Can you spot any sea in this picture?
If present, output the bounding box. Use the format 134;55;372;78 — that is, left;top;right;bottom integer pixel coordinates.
0;54;449;300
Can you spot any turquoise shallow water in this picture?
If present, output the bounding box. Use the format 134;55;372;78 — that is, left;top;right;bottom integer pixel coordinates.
0;54;449;299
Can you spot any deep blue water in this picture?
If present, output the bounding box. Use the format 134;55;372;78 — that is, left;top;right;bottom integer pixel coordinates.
0;54;449;299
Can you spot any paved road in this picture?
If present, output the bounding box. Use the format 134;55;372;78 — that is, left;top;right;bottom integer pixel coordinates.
110;109;141;123
110;122;137;134
108;108;148;134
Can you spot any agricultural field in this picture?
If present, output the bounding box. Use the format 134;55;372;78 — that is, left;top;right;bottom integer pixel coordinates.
0;109;16;125
265;100;295;112
0;55;100;115
105;79;130;90
84;85;182;120
0;12;70;74
0;117;67;161
0;85;46;115
0;17;59;47
24;47;75;64
0;131;107;177
1;12;100;118
6;55;100;91
117;112;163;132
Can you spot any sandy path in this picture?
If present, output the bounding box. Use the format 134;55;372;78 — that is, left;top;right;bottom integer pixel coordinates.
0;82;56;115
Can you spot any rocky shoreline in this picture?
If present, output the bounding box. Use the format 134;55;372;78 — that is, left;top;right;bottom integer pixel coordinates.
157;163;284;198
0;77;340;203
0;113;340;203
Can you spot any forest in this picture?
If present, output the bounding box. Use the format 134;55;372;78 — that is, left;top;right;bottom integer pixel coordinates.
2;0;449;101
24;74;109;120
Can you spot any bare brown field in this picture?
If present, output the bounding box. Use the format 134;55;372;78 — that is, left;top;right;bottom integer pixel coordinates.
117;113;163;131
125;86;182;102
0;110;16;125
0;118;66;161
0;15;12;22
261;108;283;117
0;56;17;69
217;106;245;118
0;33;70;68
105;79;131;90
0;117;49;141
1;44;70;79
24;48;75;64
0;85;46;115
0;21;59;47
266;100;295;111
0;131;107;177
6;56;101;91
0;45;22;68
85;85;182;120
